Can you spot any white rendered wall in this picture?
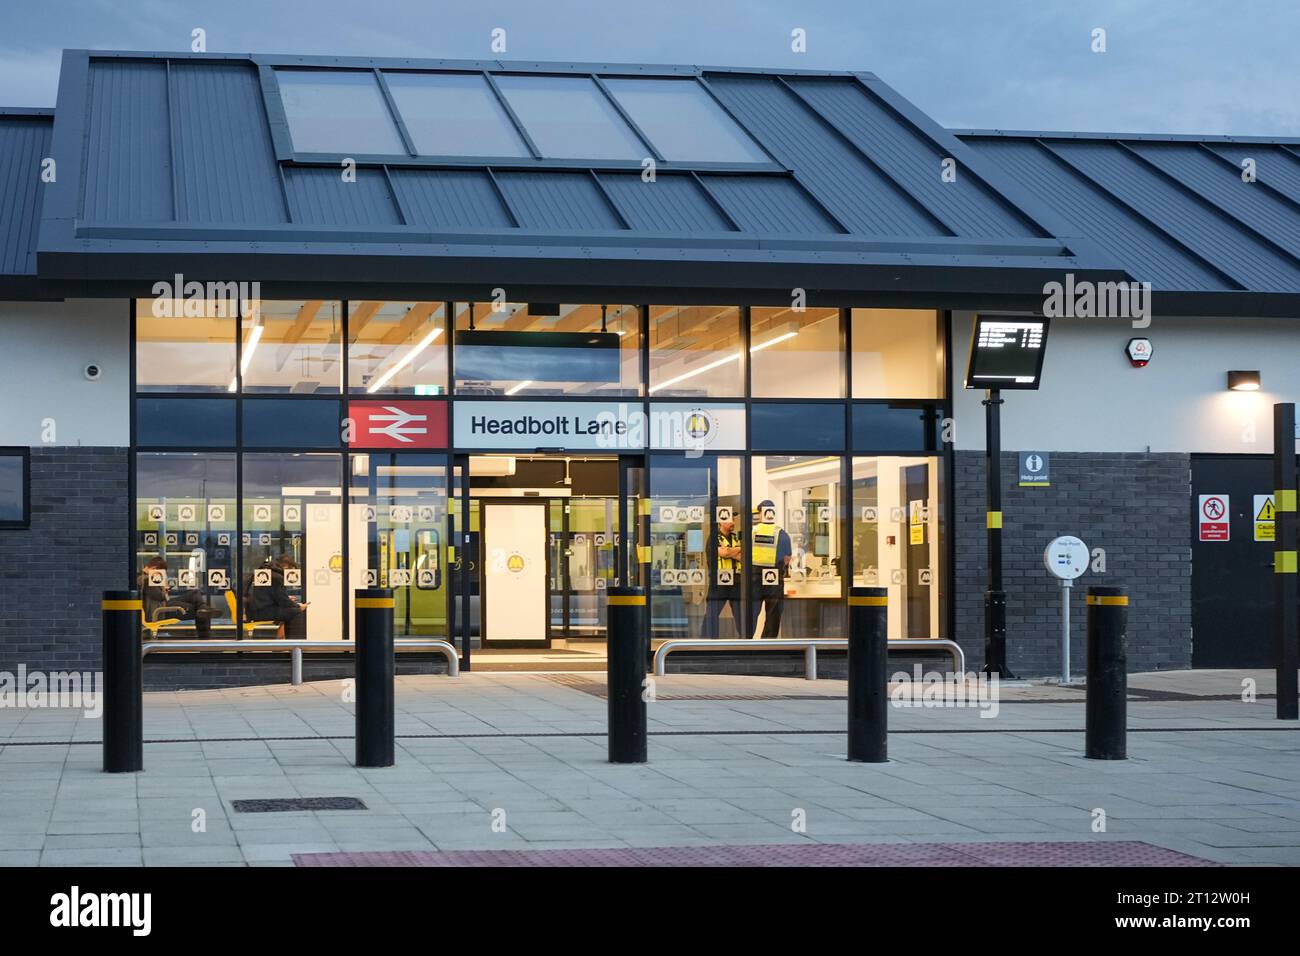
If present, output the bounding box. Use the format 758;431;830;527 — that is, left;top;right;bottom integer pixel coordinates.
0;299;129;446
950;311;1300;454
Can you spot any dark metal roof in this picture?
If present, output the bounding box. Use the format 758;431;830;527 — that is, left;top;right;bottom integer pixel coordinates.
956;129;1300;308
0;109;53;296
7;49;1295;314
34;50;1120;305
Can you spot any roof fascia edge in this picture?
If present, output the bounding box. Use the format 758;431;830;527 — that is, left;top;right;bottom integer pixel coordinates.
36;49;91;261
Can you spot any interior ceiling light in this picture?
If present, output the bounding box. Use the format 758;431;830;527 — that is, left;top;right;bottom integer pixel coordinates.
648;330;798;394
228;323;264;392
366;327;443;393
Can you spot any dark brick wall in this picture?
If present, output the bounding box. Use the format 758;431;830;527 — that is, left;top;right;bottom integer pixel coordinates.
954;450;1192;677
0;447;128;676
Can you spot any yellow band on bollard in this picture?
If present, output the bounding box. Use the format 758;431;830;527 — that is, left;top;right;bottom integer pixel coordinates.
1276;489;1297;512
1087;595;1129;606
986;511;1002;529
1276;551;1298;574
607;595;646;606
638;498;653;517
355;598;394;609
101;599;142;611
637;545;652;564
848;596;888;607
448;546;455;561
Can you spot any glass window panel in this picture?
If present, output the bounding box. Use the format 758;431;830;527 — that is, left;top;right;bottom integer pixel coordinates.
751;307;843;398
750;455;845;638
851;456;944;640
348;453;449;638
648;454;745;640
494;75;645;161
852;402;938;451
277;70;406;155
605;78;767;164
135;299;237;392
648;306;743;398
454;302;640;396
135;452;237;636
240;300;343;394
384;73;529;158
349;301;448;395
0;453;27;526
241;453;343;641
136;398;236;447
241;399;341;448
751;403;845;451
852;309;943;399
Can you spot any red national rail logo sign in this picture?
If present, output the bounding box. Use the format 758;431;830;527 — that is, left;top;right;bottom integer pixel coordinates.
348;400;448;448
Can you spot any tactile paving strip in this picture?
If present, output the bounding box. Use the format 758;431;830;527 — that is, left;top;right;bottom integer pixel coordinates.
294;840;1215;867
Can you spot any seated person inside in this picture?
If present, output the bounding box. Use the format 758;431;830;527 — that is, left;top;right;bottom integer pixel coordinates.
139;555;215;637
244;553;309;639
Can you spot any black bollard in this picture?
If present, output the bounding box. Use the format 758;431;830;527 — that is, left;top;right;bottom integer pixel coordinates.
355;589;395;768
847;587;889;762
102;590;143;773
1085;585;1128;760
607;587;647;763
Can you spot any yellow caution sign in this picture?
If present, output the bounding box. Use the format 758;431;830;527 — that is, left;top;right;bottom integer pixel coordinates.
1255;494;1276;542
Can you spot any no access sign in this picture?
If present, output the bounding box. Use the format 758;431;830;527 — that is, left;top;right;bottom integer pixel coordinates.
1198;494;1230;542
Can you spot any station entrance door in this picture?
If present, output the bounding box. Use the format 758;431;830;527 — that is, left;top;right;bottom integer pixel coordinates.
450;453;644;662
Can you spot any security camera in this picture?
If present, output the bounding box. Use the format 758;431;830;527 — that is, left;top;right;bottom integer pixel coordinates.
83;363;102;381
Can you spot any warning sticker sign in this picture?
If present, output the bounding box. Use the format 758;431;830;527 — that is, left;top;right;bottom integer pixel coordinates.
1198;494;1230;542
1254;494;1276;542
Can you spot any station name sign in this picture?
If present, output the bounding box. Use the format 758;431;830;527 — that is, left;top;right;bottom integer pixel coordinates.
453;400;745;451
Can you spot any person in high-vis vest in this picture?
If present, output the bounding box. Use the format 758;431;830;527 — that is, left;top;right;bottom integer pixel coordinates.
704;515;742;638
750;499;792;639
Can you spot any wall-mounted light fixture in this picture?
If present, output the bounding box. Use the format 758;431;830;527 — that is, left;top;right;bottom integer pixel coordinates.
1227;370;1261;391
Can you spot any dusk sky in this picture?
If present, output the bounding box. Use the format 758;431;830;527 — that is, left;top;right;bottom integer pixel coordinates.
2;0;1297;135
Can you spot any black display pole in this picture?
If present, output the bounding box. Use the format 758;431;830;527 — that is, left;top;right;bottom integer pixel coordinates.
983;388;1014;678
1274;403;1298;720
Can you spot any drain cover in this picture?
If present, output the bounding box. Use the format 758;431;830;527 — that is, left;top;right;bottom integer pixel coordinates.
232;797;367;813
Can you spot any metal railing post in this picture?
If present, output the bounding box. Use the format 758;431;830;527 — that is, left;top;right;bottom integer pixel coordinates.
291;647;303;686
102;590;144;773
1085;585;1128;760
607;587;648;763
847;587;889;763
355;589;395;768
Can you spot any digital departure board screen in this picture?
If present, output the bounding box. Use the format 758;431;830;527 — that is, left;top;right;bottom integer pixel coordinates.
964;315;1050;390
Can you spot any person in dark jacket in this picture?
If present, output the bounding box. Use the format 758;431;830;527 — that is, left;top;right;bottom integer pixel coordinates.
138;556;214;636
246;554;308;639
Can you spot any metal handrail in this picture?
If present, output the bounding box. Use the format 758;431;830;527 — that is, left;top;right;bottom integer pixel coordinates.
141;638;460;685
652;638;965;681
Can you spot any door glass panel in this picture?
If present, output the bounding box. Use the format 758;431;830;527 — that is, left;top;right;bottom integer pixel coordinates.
135;453;237;637
240;453;343;641
751;456;845;639
348;453;449;638
851;456;944;640
648;454;745;640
